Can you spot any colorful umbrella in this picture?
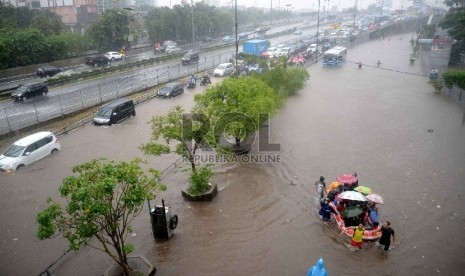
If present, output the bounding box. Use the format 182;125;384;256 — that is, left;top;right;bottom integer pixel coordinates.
366;193;384;204
338;191;366;201
342;206;364;218
328;181;342;193
336;174;358;184
354;186;372;195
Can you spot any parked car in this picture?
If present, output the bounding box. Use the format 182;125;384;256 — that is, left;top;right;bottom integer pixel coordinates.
157;82;184;98
181;52;199;65
93;98;135;126
36;66;62;78
0;131;60;171
165;45;181;54
105;51;124;61
163;40;177;48
85;55;110;66
294;30;303;35
11;82;48;102
213;63;234;77
223;35;234;44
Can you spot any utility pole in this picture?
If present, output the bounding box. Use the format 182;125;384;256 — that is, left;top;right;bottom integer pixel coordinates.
353;0;357;33
316;0;320;63
270;0;273;25
191;0;195;44
235;0;238;70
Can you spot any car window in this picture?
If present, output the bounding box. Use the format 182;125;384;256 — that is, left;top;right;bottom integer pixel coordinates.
36;137;48;148
3;144;25;157
24;142;38;154
97;108;112;118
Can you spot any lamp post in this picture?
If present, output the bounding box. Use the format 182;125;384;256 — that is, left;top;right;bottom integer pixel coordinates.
235;0;238;72
316;0;320;62
191;0;195;44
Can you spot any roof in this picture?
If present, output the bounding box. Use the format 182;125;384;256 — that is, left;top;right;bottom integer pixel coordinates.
101;98;132;108
13;132;53;146
245;39;268;44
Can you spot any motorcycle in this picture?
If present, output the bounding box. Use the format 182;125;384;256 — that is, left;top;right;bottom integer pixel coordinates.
187;77;196;89
200;75;211;86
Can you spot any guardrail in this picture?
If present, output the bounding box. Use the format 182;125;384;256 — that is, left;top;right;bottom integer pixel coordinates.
0;53;232;136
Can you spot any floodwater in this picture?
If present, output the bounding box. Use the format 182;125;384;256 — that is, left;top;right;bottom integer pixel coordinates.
1;34;465;276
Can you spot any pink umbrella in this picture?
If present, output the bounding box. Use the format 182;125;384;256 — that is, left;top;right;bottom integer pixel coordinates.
336;174;358;185
366;193;384;204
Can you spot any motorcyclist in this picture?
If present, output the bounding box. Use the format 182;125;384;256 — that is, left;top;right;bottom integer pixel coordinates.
189;74;196;87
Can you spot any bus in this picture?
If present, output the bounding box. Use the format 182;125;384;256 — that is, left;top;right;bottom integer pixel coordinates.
322;46;347;67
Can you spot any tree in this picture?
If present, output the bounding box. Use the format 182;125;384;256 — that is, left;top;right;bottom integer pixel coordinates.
140;106;214;195
86;9;136;51
194;77;278;150
37;158;164;276
31;10;65;36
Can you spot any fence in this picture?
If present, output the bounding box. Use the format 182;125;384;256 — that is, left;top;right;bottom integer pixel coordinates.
443;85;465;108
0;53;232;136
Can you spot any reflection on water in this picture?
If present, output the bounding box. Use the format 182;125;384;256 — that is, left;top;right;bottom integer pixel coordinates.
151;34;465;276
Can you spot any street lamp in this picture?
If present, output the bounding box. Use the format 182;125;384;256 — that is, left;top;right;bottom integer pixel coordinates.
191;0;195;44
316;0;320;62
235;0;238;71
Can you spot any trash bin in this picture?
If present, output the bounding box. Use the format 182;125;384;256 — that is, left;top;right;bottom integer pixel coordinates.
150;200;178;240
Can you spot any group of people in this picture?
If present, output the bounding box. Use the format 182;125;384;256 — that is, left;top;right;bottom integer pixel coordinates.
314;175;396;252
350;221;396;252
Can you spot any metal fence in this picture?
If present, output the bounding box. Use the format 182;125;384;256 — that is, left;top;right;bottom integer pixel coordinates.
0;53;232;136
443;85;465;108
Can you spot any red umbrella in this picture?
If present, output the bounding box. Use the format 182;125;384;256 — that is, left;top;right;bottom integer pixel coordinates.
336;174;358;185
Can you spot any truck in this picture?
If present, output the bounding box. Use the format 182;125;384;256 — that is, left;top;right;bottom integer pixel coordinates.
242;39;270;56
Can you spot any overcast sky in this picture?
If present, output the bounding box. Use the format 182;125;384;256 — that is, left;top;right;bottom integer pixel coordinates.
156;0;418;10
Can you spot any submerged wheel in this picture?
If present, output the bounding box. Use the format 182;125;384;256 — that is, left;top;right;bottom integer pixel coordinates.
51;149;58;154
169;215;178;230
16;164;25;170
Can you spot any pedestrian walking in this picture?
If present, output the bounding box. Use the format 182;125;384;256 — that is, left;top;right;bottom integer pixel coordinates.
351;224;365;250
314;176;326;201
306;258;328;276
376;221;396;251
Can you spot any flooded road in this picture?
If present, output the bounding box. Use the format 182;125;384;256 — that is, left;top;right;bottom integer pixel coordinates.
1;34;465;276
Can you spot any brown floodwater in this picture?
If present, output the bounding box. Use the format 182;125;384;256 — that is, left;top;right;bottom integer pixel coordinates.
1;34;465;276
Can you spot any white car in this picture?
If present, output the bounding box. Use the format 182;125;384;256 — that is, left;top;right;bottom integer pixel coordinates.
105;52;124;61
165;45;181;54
0;131;60;171
213;63;234;77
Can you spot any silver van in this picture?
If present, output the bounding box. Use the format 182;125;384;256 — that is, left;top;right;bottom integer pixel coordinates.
0;131;61;171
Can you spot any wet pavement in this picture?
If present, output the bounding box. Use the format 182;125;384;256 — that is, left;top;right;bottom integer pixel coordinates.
1;34;465;276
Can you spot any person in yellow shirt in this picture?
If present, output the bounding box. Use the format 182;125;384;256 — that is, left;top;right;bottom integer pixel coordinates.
351;224;365;249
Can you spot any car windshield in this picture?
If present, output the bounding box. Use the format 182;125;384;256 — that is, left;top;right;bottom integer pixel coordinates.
16;86;29;92
161;86;174;93
96;108;112;118
217;64;227;70
3;144;25;157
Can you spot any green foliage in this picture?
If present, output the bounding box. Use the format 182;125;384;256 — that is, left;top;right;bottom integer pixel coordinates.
255;63;310;101
145;3;291;43
36;158;164;275
87;9;136;51
140;105;212;172
31;10;65;36
442;70;465;89
440;7;465;42
188;166;213;195
194;77;278;148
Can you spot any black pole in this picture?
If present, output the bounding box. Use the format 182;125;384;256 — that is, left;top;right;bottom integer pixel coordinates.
316;0;320;63
235;0;238;73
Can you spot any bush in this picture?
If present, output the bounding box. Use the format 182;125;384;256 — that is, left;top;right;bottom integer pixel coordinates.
188;166;212;195
442;70;465;89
